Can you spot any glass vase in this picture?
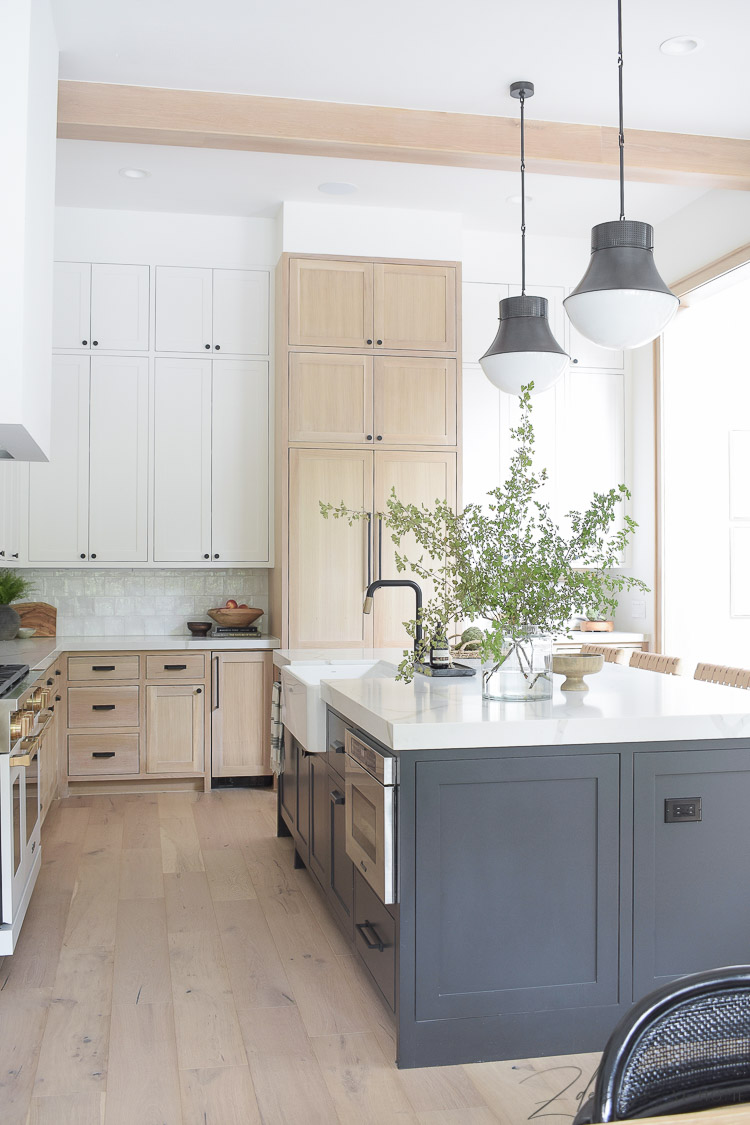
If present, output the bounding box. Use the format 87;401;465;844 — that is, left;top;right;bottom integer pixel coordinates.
482;629;553;702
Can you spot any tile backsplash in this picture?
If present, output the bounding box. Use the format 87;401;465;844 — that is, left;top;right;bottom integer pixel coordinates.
22;569;269;637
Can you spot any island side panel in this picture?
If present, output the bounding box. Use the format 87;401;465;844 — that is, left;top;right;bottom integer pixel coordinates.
397;749;624;1068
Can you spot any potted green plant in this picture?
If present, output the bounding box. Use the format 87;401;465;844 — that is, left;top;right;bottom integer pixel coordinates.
0;570;35;640
322;384;649;700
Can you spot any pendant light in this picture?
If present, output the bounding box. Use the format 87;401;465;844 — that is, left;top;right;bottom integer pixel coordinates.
480;81;568;396
563;0;679;349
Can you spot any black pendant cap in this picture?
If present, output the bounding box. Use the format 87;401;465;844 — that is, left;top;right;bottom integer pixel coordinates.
481;296;568;359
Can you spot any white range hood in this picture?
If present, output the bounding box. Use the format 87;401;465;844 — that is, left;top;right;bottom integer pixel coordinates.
0;0;58;462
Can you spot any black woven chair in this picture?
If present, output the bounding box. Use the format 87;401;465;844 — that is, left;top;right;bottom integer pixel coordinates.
574;967;750;1122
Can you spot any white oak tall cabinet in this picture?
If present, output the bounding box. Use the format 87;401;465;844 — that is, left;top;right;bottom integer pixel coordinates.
271;254;462;650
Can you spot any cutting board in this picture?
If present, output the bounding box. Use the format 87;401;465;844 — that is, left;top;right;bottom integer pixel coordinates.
13;602;57;637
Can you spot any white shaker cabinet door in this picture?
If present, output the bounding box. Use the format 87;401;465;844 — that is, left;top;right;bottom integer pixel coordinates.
565;287;625;371
0;461;24;565
212;269;270;355
211;361;270;564
153;358;212;562
52;262;91;349
90;264;149;351
28;356;90;562
88;356;149;562
155;266;213;353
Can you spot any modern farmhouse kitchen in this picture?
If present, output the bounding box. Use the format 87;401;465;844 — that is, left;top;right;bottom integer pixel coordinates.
2;1;750;1123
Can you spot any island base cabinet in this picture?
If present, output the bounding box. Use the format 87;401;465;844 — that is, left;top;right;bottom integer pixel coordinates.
308;752;331;886
633;748;750;999
354;870;396;1011
327;763;354;935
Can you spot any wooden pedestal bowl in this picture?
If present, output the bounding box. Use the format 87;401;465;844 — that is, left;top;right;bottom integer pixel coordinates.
551;653;604;692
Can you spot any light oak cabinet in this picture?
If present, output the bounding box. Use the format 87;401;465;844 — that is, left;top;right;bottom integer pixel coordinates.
288;257;456;352
155;266;269;355
146;684;205;774
153;358;270;564
28;355;148;563
287;447;456;649
210;651;272;778
52;262;149;351
288;353;457;446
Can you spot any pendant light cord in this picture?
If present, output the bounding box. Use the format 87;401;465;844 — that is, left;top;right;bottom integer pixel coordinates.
519;90;527;294
617;0;625;221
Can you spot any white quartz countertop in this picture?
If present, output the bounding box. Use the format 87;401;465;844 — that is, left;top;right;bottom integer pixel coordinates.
0;634;280;672
319;661;750;751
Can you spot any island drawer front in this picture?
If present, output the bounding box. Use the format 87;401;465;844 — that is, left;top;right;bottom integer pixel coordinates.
68;686;140;728
327;710;349;779
413;753;620;1021
68;733;140;775
68;655;140;681
145;654;206;680
354;871;396;1012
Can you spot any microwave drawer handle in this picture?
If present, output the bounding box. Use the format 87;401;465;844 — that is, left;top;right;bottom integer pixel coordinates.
163;664;187;670
92;665;116;671
330;740;345;755
330;788;345;805
92;704;116;711
356;920;385;952
92;751;116;759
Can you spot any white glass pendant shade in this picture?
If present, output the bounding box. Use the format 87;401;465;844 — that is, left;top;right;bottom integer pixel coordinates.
564;220;679;349
480;295;568;395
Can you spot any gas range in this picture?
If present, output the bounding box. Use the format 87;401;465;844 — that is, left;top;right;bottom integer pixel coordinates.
0;665;30;699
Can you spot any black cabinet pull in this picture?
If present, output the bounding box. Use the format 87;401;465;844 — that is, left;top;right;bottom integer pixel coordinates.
376;435;382;441
80;553;86;559
82;339;88;345
0;551;4;557
205;343;211;349
366;339;373;345
92;340;98;346
92;704;116;711
47;678;53;686
356;920;385;952
572;357;579;364
56;669;61;675
214;553;219;559
195;687;202;694
92;751;116;758
164;664;187;671
330;788;345;805
91;553;97;559
11;553;18;559
376;339;382;345
203;553;209;559
366;514;371;588
214;344;221;350
55;695;61;701
366;434;373;441
330;739;345;755
92;665;115;671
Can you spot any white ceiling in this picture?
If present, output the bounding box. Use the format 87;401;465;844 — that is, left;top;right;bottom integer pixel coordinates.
52;0;750;138
55;139;706;237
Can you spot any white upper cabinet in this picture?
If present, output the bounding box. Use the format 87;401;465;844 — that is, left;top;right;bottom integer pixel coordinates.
566;288;625;370
461;282;509;367
212;269;269;355
211;361;269;563
155;266;270;355
0;461;24;565
53;263;91;349
88;356;149;562
155;266;213;353
53;262;149;351
90;264;149;351
153;358;212;563
28;355;90;562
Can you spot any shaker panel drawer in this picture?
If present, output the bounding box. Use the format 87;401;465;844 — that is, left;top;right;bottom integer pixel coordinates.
68;733;140;775
354;871;396;1012
145;654;206;680
68;655;140;681
68;686;140;727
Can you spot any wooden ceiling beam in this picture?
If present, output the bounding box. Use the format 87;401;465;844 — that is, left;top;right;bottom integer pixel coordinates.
57;81;750;191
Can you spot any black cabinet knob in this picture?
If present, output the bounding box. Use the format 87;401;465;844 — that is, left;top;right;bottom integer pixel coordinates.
55;669;61;675
366;434;373;441
55;695;61;701
91;553;97;559
0;551;4;557
376;339;382;345
11;553;18;558
205;344;211;349
214;345;220;351
92;340;98;346
82;339;88;346
214;553;219;559
376;435;382;441
80;553;86;559
203;553;209;559
195;687;202;694
366;339;373;345
572;358;579;364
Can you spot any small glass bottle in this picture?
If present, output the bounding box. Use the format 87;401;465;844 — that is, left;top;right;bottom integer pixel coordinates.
430;626;451;670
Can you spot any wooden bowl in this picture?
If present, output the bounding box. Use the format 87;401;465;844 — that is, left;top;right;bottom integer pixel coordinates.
187;621;212;636
552;653;604;692
207;607;263;628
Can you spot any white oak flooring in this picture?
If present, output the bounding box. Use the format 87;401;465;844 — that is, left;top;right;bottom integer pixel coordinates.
0;789;599;1124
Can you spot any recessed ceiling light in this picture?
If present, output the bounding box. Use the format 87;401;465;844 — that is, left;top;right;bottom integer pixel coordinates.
659;36;703;56
119;167;150;179
317;182;357;195
506;194;533;205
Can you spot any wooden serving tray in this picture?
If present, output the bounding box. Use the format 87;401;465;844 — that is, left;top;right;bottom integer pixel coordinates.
13;601;57;637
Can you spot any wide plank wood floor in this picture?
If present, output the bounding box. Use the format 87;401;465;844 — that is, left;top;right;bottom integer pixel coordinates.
0;789;599;1124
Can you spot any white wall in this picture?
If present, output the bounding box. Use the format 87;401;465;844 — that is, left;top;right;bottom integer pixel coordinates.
55;207;278;268
655;190;750;287
0;0;57;461
281;201;462;261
